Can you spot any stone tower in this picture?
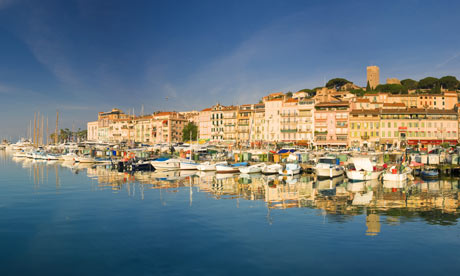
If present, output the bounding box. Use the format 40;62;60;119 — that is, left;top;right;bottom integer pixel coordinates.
367;66;380;89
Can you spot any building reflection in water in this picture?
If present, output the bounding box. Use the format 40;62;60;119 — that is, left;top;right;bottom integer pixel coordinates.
9;156;460;235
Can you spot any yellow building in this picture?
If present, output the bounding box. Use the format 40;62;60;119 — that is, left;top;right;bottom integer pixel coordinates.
348;109;380;148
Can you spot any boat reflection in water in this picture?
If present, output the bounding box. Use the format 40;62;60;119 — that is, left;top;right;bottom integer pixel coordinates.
9;155;460;235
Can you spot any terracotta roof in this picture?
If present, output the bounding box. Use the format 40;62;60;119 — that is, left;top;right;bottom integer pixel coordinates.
201;108;212;112
316;101;349;107
350;109;380;115
154;112;175;116
355;98;370;103
383;102;406;107
265;98;283;102
381;108;457;115
284;98;298;103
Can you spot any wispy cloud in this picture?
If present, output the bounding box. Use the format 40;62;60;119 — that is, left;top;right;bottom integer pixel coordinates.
24;17;79;85
436;52;460;69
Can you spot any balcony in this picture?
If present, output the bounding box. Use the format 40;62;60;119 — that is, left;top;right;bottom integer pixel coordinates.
280;113;297;117
281;129;297;133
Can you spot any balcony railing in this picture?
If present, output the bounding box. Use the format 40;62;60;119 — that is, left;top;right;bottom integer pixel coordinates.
281;129;297;133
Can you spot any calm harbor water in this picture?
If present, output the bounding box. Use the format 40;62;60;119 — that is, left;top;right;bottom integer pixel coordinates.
1;151;459;276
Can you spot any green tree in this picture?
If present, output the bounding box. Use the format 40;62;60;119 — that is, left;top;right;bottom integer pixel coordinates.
76;129;87;141
286;91;293;98
375;84;408;94
439;76;459;90
418;77;439;89
182;122;198;142
401;79;418;90
326;78;351;90
350;89;366;97
366;81;371;92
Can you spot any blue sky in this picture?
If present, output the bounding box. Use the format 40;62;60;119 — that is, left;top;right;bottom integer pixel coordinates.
1;0;460;139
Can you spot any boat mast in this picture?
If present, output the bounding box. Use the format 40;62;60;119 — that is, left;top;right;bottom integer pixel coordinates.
55;110;59;144
46;117;49;145
41;115;44;146
33;112;36;147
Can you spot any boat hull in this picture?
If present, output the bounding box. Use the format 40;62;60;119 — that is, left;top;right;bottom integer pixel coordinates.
180;162;199;170
383;173;408;182
346;170;382;181
239;165;262;174
316;167;343;178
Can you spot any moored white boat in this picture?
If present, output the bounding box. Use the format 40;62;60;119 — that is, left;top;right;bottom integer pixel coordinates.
382;166;412;182
216;162;248;173
13;151;27;158
345;157;382;181
61;153;78;162
45;154;60;160
315;157;343;178
150;158;180;170
261;163;283;175
75;156;97;163
278;163;301;176
239;163;264;174
197;161;227;171
180;161;199;170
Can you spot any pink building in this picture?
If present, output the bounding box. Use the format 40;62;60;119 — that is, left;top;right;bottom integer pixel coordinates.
314;101;349;147
198;108;212;141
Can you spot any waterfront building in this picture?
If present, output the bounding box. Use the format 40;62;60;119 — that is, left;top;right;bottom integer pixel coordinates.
379;109;458;149
87;121;98;141
210;104;237;143
251;103;266;143
280;98;299;142
264;98;283;142
150;112;187;144
236;104;253;146
198;108;212;141
210;104;225;142
222;106;238;143
134;115;154;144
314;101;349;148
367;65;380;89
179;111;200;126
296;98;315;145
96;108;130;142
348;109;380;148
108;117;135;144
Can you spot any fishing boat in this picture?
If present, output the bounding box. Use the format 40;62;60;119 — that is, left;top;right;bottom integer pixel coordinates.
31;151;47;160
61;153;78;162
382;165;412;182
180;161;199;170
261;163;283;175
197;161;227;171
150;158;180;170
13;151;27;158
421;169;439;180
216;162;248;173
239;163;264;174
279;163;301;176
75;155;97;163
45;153;60;161
345;157;383;181
315;157;343;178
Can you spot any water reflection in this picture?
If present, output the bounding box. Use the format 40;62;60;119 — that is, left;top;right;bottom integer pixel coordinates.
6;154;460;233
